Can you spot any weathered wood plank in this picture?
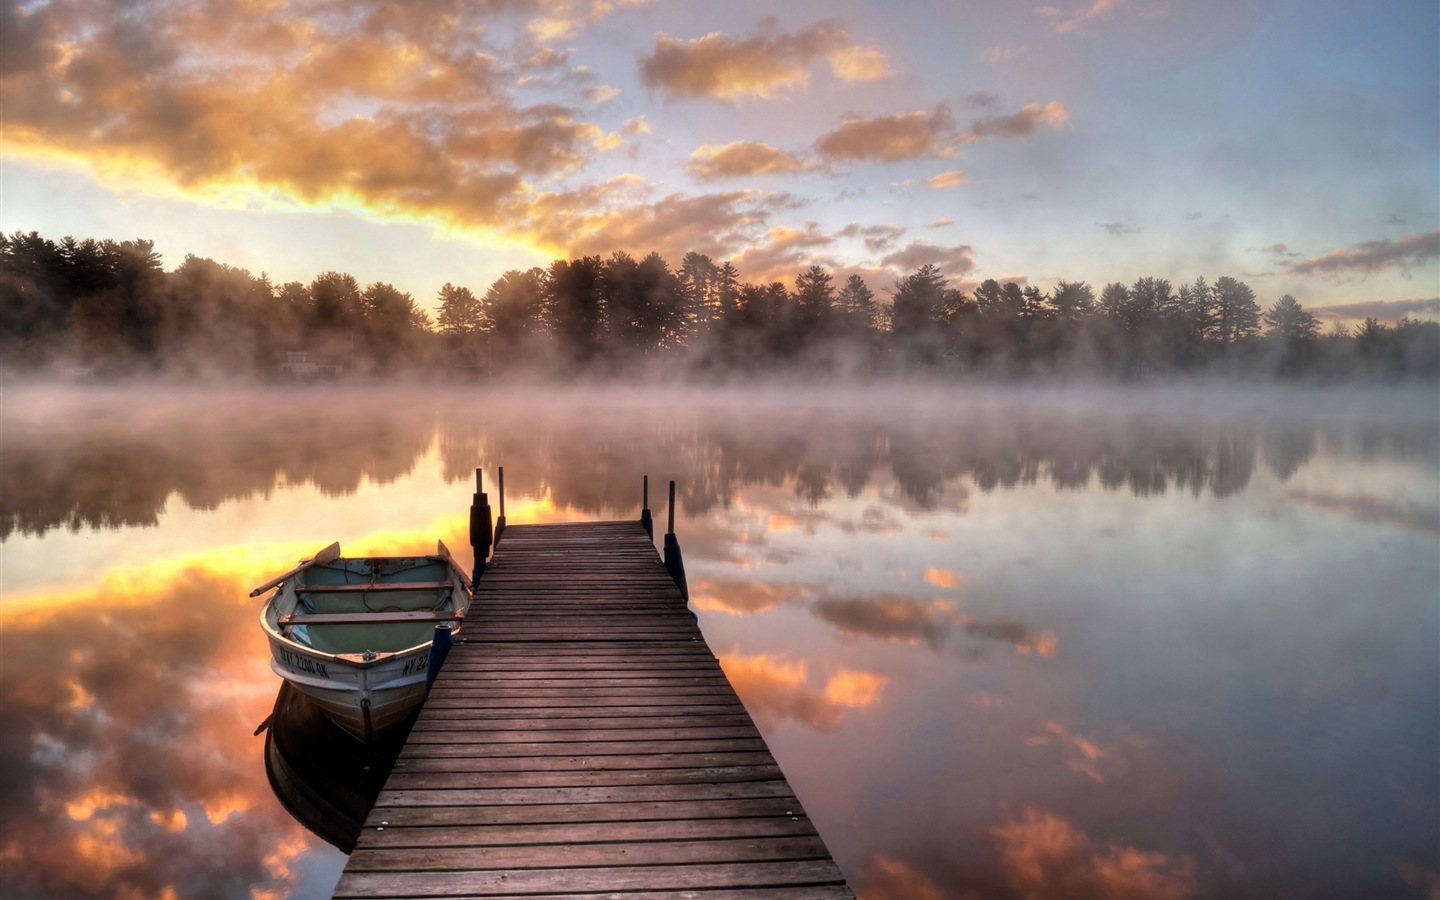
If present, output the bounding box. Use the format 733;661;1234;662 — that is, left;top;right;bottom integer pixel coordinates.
382;764;786;790
398;738;772;759
372;778;798;808
345;835;833;871
410;714;756;733
390;751;779;773
365;796;809;827
333;859;850;898
360;815;818;848
338;520;852;898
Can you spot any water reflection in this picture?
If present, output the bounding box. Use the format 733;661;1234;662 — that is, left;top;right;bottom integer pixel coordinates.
0;551;346;899
1;386;1435;899
3;386;1436;539
263;683;414;854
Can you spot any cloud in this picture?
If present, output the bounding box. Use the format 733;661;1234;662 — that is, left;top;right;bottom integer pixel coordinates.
1308;297;1440;323
990;807;1197;899
638;18;890;103
528;0;655;43
1286;489;1440;535
0;0;620;243
879;241;978;276
0;552;331;899
689;577;820;615
1024;721;1125;782
814;100;1067;163
716;651;885;730
854;855;947;900
523;185;763;262
964;102;1069;140
687;141;819;181
982;46;1023;63
928;218;955;228
922;567;963;588
1099;221;1140;237
622;115;651;134
811;595;954;649
1285;230;1440;279
1037;0;1131;34
840;222;908;253
814;106;957;162
926;170;969;190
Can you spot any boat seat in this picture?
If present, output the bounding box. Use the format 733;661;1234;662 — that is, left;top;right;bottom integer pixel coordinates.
280;610;465;625
298;581;454;593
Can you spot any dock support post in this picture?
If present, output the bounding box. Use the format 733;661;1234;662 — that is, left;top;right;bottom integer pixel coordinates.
640;474;653;539
662;479;688;601
470;468;492;582
494;466;506;547
426;623;453;696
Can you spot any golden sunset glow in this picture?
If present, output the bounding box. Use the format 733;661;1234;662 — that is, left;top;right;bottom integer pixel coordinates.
5;0;1429;318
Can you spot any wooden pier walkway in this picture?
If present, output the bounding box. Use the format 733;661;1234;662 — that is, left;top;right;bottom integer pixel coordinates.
333;520;854;899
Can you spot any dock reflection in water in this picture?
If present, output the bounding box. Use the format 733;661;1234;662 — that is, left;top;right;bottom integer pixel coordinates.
262;683;417;855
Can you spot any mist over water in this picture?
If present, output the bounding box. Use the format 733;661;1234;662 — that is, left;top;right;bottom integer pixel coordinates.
1;382;1436;899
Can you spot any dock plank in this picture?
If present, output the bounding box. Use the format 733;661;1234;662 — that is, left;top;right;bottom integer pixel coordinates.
335;520;853;899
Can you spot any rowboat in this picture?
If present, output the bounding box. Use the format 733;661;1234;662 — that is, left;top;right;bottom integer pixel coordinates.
255;541;472;741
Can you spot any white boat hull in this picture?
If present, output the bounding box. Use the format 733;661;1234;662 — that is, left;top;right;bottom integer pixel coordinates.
257;547;471;741
265;638;438;738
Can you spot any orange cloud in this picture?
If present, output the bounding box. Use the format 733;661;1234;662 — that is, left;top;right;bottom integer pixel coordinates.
823;668;886;708
717;651;885;729
1286;230;1440;279
688;577;818;615
1;554;325;898
990;807;1197;899
964;101;1069;140
1037;0;1131;34
922;567;963;588
688;141;819;181
1024;721;1124;782
854;854;946;900
638;19;890;103
527;0;656;42
814;107;957;163
0;0;622;255
879;241;978;277
925;170;970;190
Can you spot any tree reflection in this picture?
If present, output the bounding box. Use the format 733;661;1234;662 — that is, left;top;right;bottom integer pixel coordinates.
2;389;1435;539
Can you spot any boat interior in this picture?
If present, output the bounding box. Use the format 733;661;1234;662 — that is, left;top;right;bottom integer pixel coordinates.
282;558;462;654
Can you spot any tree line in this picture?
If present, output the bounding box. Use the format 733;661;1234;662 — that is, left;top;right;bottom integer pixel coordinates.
2;230;1436;379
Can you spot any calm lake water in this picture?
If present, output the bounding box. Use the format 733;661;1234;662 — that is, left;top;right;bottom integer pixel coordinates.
1;383;1437;899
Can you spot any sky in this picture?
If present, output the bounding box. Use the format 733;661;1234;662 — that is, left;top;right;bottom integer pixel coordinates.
2;0;1437;325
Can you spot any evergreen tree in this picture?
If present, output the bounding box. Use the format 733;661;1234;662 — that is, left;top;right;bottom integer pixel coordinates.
793;265;836;339
1262;294;1319;341
1213;276;1261;343
436;283;483;335
836;273;878;334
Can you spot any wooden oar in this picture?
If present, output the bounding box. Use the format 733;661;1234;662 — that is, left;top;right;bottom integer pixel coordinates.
248;542;341;598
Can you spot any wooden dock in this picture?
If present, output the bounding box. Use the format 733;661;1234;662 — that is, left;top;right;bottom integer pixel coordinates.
333;520;854;899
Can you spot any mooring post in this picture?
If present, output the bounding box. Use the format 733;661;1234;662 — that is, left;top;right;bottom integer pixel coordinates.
494;466;507;547
470;467;492;582
640;474;653;539
662;479;689;601
425;623;454;696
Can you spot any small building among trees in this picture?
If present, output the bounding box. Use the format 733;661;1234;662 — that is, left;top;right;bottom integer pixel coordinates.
278;351;343;378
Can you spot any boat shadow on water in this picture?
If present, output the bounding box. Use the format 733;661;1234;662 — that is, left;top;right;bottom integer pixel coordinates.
260;681;417;854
